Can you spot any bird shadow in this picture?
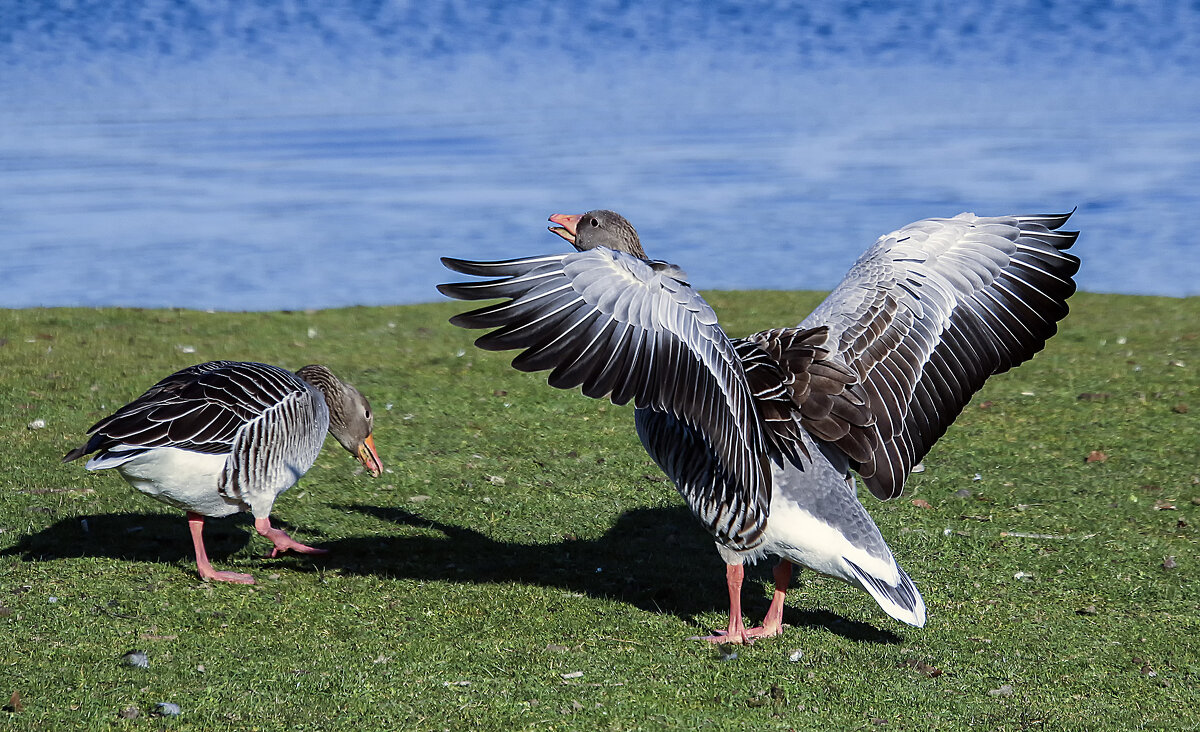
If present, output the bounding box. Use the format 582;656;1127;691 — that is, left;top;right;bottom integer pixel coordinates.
1;512;264;567
3;505;902;645
313;503;903;645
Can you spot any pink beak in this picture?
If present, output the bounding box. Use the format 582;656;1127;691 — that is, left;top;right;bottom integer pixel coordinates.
548;213;582;244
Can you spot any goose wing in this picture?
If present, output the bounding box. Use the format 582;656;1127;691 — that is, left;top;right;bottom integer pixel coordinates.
800;211;1080;499
734;326;876;466
66;361;308;459
440;249;772;550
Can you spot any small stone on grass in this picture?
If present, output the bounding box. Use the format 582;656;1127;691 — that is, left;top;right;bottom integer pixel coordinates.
154;702;181;717
121;650;149;669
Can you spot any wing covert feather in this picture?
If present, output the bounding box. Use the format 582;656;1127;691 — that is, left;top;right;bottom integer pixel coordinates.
78;362;310;457
218;388;328;508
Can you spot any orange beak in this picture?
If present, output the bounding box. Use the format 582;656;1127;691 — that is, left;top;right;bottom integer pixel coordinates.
357;433;383;477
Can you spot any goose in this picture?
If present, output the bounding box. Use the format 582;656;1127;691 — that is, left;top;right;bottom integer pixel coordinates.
64;361;383;584
438;208;1079;643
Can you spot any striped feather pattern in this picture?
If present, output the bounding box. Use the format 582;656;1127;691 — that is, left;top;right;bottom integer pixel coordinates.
737;327;876;465
634;407;744;540
440;249;774;550
799;212;1080;499
442;208;1078;631
71;362;311;456
219;389;328;506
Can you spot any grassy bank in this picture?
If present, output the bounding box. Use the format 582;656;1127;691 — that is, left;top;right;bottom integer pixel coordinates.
1;292;1197;730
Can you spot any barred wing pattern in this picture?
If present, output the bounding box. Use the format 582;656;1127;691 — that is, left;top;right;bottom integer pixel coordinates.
800;212;1080;499
439;249;773;550
735;327;876;466
70;361;270;456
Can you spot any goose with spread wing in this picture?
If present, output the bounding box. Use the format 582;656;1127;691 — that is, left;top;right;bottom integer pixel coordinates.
439;209;1078;642
64;361;383;584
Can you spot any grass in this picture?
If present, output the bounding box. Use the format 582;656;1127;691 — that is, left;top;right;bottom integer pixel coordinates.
0;292;1197;730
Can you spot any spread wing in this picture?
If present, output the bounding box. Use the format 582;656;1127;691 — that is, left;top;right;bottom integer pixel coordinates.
800;211;1080;499
439;249;772;550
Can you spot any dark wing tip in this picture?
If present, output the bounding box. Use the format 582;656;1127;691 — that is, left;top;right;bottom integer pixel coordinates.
1021;209;1076;231
437;282;467;300
440;256;482;275
1056;230;1081;249
438;257;499;301
62;445;88;463
446;311;474;328
438;281;508;302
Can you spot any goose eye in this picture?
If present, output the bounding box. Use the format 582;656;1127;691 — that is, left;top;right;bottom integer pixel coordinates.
364;409;371;420
589;217;599;227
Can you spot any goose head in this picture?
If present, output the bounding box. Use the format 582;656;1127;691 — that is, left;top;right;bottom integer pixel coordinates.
548;209;647;259
296;364;383;477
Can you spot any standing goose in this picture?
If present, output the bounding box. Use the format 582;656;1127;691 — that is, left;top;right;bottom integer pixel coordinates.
64;361;383;584
439;208;1079;642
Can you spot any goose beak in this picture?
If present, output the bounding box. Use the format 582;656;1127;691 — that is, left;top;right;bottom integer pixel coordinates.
548;213;581;245
357;434;383;477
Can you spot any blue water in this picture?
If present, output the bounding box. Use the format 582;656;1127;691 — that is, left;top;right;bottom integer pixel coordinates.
2;1;1198;309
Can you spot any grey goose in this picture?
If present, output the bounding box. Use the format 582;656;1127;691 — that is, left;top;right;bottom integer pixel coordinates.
64;361;383;584
439;209;1078;642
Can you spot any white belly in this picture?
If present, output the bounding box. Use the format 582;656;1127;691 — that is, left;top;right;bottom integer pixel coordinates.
98;447;244;518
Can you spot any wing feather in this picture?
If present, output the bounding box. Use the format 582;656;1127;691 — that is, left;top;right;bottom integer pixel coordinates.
801;212;1079;499
70;361;310;459
440;249;772;549
733;327;875;466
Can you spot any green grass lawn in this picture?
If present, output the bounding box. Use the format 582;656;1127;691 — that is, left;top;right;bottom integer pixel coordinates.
1;292;1197;730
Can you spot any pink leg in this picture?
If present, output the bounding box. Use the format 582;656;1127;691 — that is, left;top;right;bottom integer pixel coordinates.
187;512;254;584
253;517;328;558
691;564;754;645
746;559;793;639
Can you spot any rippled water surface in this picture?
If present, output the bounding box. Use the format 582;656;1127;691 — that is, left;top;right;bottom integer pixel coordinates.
2;2;1198;309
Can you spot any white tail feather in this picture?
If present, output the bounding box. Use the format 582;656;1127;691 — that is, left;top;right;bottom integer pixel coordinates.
84;447;150;471
845;557;926;627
